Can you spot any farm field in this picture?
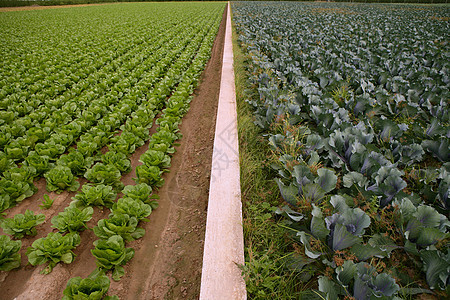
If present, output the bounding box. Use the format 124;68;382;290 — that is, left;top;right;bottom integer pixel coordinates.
0;2;226;299
233;1;449;299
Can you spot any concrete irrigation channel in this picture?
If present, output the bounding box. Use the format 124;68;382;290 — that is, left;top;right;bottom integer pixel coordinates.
200;2;247;300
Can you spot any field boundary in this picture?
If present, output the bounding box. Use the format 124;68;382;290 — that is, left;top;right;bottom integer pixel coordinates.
0;2;115;12
199;2;246;300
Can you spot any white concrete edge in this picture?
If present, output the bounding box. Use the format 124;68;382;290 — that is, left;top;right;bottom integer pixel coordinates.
199;2;247;300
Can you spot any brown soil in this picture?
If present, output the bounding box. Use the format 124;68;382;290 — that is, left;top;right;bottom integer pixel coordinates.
0;5;226;300
0;3;116;12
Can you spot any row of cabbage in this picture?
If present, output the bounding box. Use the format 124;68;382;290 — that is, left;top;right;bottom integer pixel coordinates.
233;2;449;299
0;3;224;299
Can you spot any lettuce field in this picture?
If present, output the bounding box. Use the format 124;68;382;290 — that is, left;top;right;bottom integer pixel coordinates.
233;1;449;299
0;2;225;299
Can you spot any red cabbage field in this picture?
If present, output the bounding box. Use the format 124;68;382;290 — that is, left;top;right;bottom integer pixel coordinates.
233;1;449;299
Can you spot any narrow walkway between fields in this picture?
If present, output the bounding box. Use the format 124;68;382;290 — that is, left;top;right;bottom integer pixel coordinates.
200;2;247;300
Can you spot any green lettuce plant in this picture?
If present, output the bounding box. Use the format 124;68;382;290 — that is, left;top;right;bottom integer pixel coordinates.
3;165;36;184
93;214;144;242
148;129;179;147
27;126;51;143
108;132;144;155
121;183;159;207
4;140;29;161
134;165;164;187
57;150;94;176
0;194;13;212
101;151;131;174
139;149;171;170
1;209;45;239
0;133;12;150
62;273;119;300
130;107;156;128
0;235;21;271
51;205;94;233
35;140;66;159
148;141;175;155
50;133;74;148
71;184;117;208
155;115;181;132
120;123;151;142
91;235;134;281
111;197;152;221
0;151;16;174
26;232;81;274
44;165;80;193
84;163;123;191
77;140;99;157
23;152;53;177
0;178;35;203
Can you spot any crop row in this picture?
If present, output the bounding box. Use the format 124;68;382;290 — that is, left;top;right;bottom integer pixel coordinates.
0;9;198;160
0;5;218;212
0;2;225;299
233;2;449;299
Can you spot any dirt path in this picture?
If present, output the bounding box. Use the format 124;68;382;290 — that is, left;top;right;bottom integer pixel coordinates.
0;5;225;300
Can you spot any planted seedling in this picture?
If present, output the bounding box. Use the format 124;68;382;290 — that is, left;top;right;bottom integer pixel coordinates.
39;194;54;210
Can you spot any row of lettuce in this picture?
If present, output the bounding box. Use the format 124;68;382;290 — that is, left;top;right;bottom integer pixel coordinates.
0;3;224;299
233;1;449;299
